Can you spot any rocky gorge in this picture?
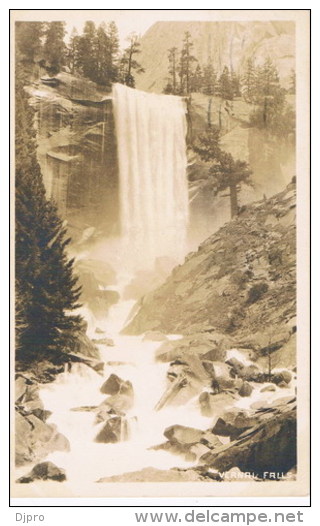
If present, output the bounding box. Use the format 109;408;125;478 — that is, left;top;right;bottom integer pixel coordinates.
14;182;297;491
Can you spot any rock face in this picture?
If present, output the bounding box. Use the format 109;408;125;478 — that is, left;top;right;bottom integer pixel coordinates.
100;374;133;398
16;462;66;483
137;21;295;94
123;184;296;368
15;376;70;466
200;402;296;477
28;72;118;236
95;416;129;443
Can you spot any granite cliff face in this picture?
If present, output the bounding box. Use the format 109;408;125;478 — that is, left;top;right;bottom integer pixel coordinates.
28;72;119;237
124;182;296;366
136;21;295;94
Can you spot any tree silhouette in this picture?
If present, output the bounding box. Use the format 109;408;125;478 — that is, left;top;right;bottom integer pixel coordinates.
119;32;145;87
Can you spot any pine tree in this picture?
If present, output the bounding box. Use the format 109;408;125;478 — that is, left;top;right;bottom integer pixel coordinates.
202;62;216;96
249;58;286;132
230;69;241;98
119;33;145;87
106;21;120;83
241;57;256;103
43;22;67;75
194;128;252;218
67;27;80;75
164;47;178;94
77;21;98;81
15;21;44;65
15;69;82;363
190;64;203;93
217;66;233;100
95;22;111;86
209;152;252;218
178;32;198;95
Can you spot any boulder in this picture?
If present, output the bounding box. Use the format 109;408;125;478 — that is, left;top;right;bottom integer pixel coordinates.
94;416;129;443
97;393;133;416
200;406;297;477
16;461;66;483
211;409;257;438
199;391;236;417
200;432;223;450
15;410;70;466
100;374;134;397
238;381;253;397
164;425;204;446
15;376;29;402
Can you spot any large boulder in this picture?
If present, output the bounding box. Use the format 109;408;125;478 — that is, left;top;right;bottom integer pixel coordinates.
15;411;70;466
238;381;254;397
211;409;258;438
199;391;237;417
164;425;204;446
94;416;129;443
95;393;133;420
100;374;133;397
200;404;296;477
16;462;66;483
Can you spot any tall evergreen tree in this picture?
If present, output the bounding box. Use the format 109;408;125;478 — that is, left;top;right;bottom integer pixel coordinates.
15;21;44;65
249;58;286;132
194;128;252;218
190;64;203;93
43;21;67;75
217;66;234;100
67;27;80;75
15;69;82;363
106;21;120;83
202;62;216;96
178;31;197;94
77;21;98;81
119;32;145;87
241;57;257;103
163;47;178;94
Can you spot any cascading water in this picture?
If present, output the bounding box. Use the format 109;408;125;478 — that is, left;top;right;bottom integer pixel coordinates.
112;83;189;268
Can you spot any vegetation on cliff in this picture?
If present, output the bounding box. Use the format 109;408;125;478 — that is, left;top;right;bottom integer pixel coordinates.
15;65;83;364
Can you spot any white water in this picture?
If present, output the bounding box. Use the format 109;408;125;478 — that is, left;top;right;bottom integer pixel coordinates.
112;83;189;268
14;285;295;496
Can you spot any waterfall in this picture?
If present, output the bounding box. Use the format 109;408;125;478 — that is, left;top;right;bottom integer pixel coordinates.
112;83;189;268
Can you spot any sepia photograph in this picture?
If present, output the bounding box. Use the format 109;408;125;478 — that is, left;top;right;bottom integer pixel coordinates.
10;9;310;500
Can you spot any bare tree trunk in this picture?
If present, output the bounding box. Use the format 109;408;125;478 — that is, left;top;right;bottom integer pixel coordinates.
230;184;238;218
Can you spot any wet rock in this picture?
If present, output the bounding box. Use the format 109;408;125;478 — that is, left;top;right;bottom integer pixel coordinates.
260;384;276;393
199;391;237;417
67;331;100;359
94;416;129;443
187;443;212;461
100;374;134;397
200;405;297;478
97;393;134;417
164;425;203;446
211;409;257;438
15;411;70;466
17;461;66;483
238;381;253;397
15;376;29;402
67;352;104;374
200;432;223;450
